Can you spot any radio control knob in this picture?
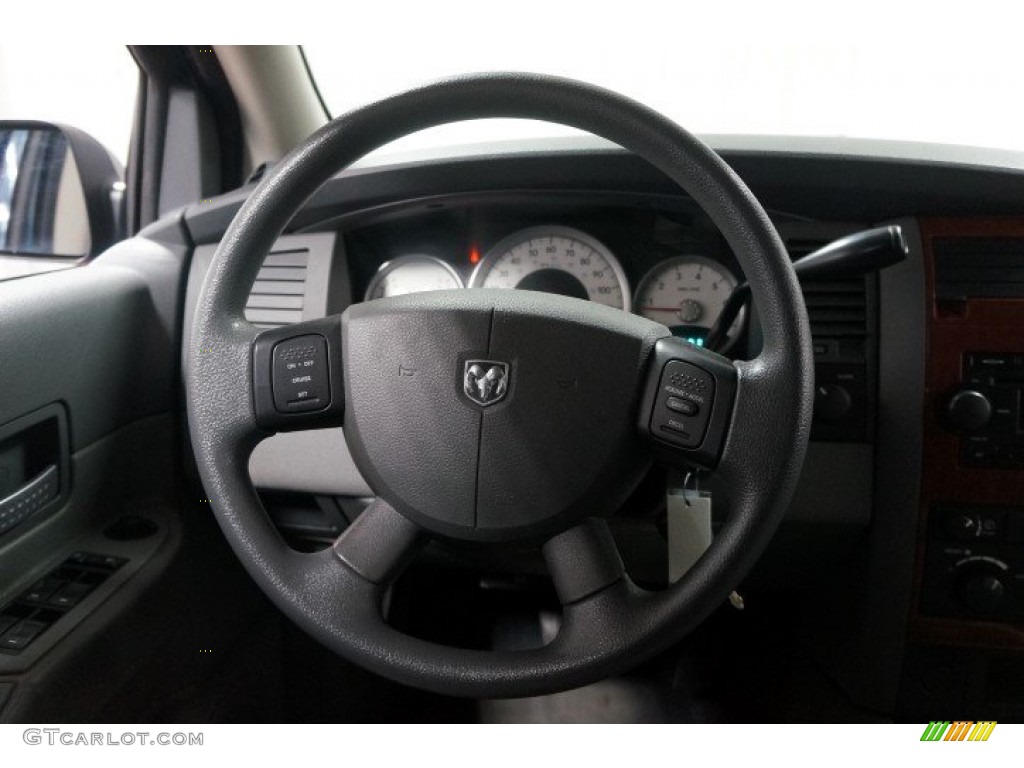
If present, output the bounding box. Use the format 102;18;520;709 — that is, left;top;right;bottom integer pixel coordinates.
944;389;992;433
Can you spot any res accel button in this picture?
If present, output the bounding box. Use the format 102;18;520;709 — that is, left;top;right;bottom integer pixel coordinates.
666;396;699;416
271;335;330;414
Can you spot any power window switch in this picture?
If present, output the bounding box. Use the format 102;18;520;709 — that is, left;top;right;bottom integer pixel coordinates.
0;620;47;651
21;576;67;605
47;581;94;610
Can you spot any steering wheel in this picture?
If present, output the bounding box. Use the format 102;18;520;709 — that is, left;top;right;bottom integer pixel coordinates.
185;73;813;698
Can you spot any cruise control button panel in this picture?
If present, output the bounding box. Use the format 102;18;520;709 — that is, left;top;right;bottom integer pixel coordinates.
251;317;345;432
272;335;329;413
638;336;738;468
651;361;715;448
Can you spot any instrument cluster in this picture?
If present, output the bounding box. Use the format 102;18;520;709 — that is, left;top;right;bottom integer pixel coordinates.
358;216;747;352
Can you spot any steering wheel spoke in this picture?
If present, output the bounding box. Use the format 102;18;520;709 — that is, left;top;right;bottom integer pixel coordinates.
543;518;626;606
637;335;739;471
332;498;424;585
251;315;346;433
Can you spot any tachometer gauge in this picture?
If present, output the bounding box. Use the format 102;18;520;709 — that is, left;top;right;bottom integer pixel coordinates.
634;256;745;350
365;254;463;301
468;226;630;311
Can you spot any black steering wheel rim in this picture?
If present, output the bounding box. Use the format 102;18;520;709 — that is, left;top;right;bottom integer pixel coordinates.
185;73;814;698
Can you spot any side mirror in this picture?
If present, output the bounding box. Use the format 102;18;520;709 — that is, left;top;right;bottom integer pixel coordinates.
0;121;123;259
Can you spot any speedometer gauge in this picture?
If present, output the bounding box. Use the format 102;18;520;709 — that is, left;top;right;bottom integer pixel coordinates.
469;226;630;311
634;256;745;350
365;254;463;301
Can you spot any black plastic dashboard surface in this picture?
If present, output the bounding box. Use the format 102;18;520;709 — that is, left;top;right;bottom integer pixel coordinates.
183;140;1024;245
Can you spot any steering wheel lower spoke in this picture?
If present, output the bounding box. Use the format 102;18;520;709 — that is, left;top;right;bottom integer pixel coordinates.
333;498;424;585
542;518;626;605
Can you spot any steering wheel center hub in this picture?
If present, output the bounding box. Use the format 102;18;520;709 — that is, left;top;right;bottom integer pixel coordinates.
341;289;663;542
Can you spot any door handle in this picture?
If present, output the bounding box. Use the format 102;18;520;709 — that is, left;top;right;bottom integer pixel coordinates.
0;464;59;536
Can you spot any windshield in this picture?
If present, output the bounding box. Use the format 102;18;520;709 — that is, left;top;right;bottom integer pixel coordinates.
305;16;1023;158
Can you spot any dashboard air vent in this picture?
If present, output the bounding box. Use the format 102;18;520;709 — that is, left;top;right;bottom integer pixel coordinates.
786;238;869;338
245;248;309;329
933;237;1024;299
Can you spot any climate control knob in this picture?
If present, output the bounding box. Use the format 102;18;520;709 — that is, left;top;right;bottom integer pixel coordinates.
953;559;1008;615
944;389;992;433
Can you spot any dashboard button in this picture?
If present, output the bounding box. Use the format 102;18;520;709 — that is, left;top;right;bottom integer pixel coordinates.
946;512;978;540
967;353;1015;373
941;506;1005;541
962;442;998;467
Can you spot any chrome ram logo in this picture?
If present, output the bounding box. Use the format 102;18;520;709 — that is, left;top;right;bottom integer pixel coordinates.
463;360;509;407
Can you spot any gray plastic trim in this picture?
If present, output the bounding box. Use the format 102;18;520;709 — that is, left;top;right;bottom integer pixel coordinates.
248;427;371;496
797;216;926;715
0;263;171;451
785;442;873;526
861;216;926;708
